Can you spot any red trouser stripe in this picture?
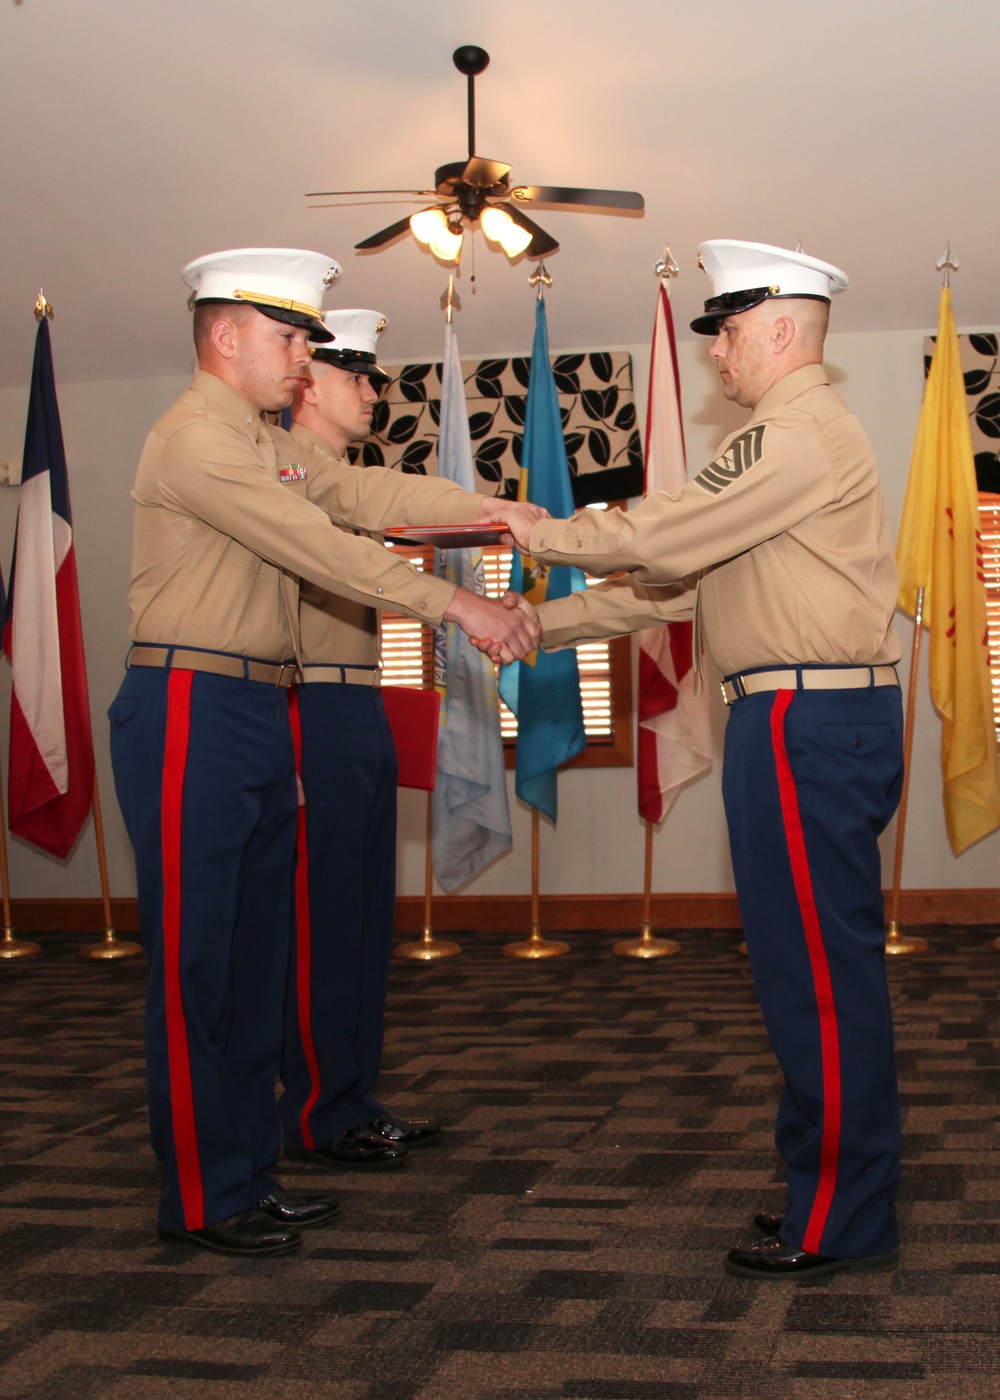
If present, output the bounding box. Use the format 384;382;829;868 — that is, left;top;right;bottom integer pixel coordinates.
288;690;321;1151
769;690;842;1254
161;669;205;1230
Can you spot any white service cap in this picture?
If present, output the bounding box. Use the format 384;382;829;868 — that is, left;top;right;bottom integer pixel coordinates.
182;247;342;341
691;240;848;335
310;308;391;387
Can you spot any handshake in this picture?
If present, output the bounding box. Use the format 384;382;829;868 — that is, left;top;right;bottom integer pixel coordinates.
441;498;549;665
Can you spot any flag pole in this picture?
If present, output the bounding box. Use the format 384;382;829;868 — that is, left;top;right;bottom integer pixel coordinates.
618;250;688;961
0;293;42;957
396;790;460;961
885;588;929;954
884;247;960;956
78;773;142;960
614;818;680;958
0;746;40;959
504;808;568;958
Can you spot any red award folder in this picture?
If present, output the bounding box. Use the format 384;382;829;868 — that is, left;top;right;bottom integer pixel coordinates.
383;523;509;548
382;686;441;791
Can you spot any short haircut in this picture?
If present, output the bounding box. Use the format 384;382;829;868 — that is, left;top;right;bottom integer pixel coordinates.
192;300;257;356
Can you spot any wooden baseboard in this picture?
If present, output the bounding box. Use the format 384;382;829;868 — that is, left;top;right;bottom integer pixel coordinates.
8;889;999;936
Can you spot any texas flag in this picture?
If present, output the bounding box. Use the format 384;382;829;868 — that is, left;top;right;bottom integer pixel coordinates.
3;317;94;858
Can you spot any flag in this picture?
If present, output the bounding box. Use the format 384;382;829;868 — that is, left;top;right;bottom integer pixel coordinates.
896;286;1000;853
498;297;586;820
430;319;512;890
3;318;94;858
636;281;712;823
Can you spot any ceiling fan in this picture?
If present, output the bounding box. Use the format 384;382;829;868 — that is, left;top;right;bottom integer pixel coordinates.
306;45;644;263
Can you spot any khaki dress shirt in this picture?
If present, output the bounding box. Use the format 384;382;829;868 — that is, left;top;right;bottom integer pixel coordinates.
533;365;901;675
128;372;480;661
291;421;450;670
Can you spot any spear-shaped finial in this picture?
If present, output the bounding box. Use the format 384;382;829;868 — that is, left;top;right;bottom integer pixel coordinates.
440;273;461;322
654;245;680;279
34;289;54;321
529;260;553;299
936;241;959;287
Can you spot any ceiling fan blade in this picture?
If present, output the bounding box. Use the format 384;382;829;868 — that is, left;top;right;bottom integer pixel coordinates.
461;157;512;188
501;204;560;258
509;185;644;213
306;188;436;199
354;214;419;251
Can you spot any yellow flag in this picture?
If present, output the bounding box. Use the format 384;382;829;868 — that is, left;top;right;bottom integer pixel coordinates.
896;286;1000;853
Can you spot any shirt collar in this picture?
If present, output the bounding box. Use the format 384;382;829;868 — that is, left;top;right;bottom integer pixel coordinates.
193;370;265;443
750;363;830;420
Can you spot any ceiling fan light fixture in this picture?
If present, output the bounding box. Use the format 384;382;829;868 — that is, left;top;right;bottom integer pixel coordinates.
410;207;448;245
480;206;532;257
429;223;464;263
480;205;513;242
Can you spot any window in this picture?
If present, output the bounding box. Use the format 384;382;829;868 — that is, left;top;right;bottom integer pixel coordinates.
980;492;1000;737
381;544;633;768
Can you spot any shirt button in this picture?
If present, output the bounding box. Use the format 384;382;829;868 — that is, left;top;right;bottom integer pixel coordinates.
376;586;384;596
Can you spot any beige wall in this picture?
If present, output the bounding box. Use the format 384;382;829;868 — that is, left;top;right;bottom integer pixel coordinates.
0;327;994;905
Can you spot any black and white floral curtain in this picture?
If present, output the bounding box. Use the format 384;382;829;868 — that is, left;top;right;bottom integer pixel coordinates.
349;350;644;506
927;332;1000;493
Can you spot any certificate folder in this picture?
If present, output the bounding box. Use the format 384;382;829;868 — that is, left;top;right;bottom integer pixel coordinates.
382;686;441;791
383;523;508;548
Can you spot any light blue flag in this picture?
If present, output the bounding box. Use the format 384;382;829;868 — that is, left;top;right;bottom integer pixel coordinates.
498;297;587;821
430;320;513;891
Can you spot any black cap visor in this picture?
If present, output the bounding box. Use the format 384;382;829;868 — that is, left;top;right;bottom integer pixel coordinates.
311;345;391;388
690;288;831;336
194;298;333;342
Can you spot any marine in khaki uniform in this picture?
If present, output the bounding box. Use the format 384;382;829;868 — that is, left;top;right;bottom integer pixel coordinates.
499;242;906;1282
280;309;445;1169
109;249;542;1258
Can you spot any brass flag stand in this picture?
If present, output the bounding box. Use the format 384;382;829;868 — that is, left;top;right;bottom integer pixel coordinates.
504;809;569;958
0;748;40;960
79;774;142;960
884;583;929;955
395;791;460;961
614;820;680;958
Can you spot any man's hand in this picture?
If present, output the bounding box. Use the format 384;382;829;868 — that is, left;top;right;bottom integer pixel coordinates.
444;587;540;665
464;591;538;665
478;498;548;553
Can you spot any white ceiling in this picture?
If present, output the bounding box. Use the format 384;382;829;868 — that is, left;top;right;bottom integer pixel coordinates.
3;0;998;387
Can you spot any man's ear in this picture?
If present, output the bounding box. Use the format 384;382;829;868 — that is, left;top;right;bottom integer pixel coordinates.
772;315;797;354
211;315;240;361
297;372;319;405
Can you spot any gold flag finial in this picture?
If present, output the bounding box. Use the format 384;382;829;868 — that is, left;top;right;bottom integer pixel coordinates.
34;290;54;322
528;261;552;299
654;245;680;279
936;241;959;288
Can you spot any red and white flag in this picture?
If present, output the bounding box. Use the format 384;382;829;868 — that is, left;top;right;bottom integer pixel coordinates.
3;318;94;858
636;281;712;823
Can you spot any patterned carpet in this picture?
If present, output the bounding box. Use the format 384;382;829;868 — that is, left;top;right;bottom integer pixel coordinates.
1;924;999;1400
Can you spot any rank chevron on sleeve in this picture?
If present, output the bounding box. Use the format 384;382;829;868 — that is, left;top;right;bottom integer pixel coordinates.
694;424;766;495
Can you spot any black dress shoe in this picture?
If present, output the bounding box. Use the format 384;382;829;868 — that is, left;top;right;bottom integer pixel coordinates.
724;1233;899;1281
157;1207;302;1256
369;1112;442;1147
753;1211;784;1236
257;1187;341;1228
286;1125;408;1169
